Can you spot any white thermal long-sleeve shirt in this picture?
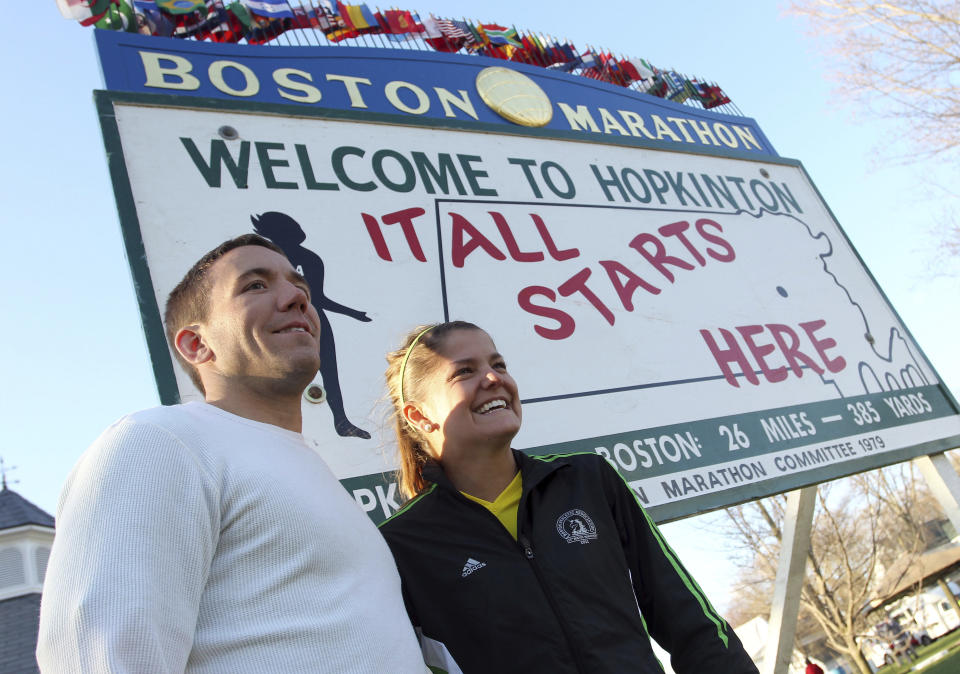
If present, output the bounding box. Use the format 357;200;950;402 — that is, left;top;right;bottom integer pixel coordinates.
37;402;426;673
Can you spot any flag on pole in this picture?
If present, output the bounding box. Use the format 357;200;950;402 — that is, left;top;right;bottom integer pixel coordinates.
422;16;462;51
481;24;521;47
156;0;206;15
700;83;731;108
245;0;293;19
57;0;112;25
421;15;442;37
382;9;421;33
644;74;669;97
336;1;376;30
95;0;138;31
437;18;471;40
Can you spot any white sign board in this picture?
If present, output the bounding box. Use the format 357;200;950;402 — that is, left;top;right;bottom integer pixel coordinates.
100;93;960;522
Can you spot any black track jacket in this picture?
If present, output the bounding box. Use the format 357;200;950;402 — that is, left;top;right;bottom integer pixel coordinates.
379;450;758;673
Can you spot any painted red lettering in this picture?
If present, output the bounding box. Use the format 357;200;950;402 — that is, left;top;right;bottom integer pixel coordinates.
695;218;735;262
450;212;506;268
737;324;787;383
531;213;579;261
658;220;706;266
517;286;575;340
699;328;759;387
599;260;660;311
557;268;615;326
381;207;426;262
489;211;544;262
629;232;696;283
766;323;823;376
800;319;846;374
703;320;846;388
361;212;391;261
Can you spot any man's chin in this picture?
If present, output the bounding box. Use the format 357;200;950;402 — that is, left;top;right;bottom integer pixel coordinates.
263;358;321;395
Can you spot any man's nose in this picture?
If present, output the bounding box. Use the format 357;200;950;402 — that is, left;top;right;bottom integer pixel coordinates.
281;282;310;311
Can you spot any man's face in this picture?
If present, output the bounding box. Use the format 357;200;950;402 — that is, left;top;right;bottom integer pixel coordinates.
198;245;322;391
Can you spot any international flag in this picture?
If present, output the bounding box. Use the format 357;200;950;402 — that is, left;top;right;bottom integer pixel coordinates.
57;0;111;25
644;74;669;98
291;6;333;30
481;24;521;48
550;40;578;66
205;6;248;42
156;0;206;15
579;50;597;69
242;18;286;43
700;83;731;108
627;58;655;82
336;1;376;30
382;9;421;34
95;0;137;31
521;34;547;65
437;18;471;40
663;71;692;102
224;0;254;28
245;0;294;19
425;17;475;52
463;20;487;49
420;15;442;37
422;16;458;52
132;0;174;34
313;8;347;33
546;39;581;72
598;54;629;86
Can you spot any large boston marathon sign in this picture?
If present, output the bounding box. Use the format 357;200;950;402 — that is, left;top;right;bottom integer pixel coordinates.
95;31;960;523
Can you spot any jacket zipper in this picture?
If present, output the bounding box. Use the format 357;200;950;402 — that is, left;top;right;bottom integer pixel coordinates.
517;533;589;674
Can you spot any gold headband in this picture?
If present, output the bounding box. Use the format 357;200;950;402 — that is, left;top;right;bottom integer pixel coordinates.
398;326;433;408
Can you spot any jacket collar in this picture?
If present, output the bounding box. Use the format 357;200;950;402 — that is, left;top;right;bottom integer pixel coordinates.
420;449;571;496
513;449;572;494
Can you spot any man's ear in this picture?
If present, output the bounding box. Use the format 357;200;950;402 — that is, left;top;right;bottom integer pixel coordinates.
175;326;214;366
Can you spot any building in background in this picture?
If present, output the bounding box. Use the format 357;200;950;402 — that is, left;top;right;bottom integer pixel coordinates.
0;484;54;674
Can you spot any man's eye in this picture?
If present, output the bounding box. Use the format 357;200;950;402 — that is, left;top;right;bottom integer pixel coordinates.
493;361;507;371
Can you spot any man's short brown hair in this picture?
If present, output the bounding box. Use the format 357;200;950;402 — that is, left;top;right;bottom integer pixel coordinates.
164;234;287;394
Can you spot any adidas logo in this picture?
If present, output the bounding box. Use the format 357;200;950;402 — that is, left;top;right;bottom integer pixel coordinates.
461;557;486;577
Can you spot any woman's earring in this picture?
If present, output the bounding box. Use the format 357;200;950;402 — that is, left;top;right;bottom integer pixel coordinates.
422;422;436;433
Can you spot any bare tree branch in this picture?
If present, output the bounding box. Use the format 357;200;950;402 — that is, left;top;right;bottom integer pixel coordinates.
723;466;937;672
788;0;960;158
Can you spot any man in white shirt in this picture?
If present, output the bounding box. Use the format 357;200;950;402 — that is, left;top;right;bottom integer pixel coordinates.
37;234;428;673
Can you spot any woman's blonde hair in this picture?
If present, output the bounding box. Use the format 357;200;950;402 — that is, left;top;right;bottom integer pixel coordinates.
385;321;481;499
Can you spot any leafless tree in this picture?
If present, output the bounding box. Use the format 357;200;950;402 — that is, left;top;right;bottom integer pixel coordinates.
788;0;960;160
725;466;938;673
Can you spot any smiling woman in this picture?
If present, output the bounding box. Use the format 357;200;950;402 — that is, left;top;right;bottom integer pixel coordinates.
378;321;759;674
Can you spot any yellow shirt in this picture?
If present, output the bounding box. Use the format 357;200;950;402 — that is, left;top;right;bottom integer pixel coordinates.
461;471;522;540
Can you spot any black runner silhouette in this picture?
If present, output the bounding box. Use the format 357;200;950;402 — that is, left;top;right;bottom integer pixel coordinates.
252;212;372;439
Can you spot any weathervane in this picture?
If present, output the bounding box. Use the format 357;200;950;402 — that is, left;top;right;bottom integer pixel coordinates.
0;457;17;490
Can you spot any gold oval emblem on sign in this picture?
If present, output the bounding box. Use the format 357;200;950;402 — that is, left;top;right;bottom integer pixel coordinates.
475;66;553;127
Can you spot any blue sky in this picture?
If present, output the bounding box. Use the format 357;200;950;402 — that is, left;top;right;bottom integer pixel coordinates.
3;1;958;617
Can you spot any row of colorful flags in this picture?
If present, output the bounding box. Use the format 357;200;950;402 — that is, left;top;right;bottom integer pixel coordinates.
56;0;733;110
